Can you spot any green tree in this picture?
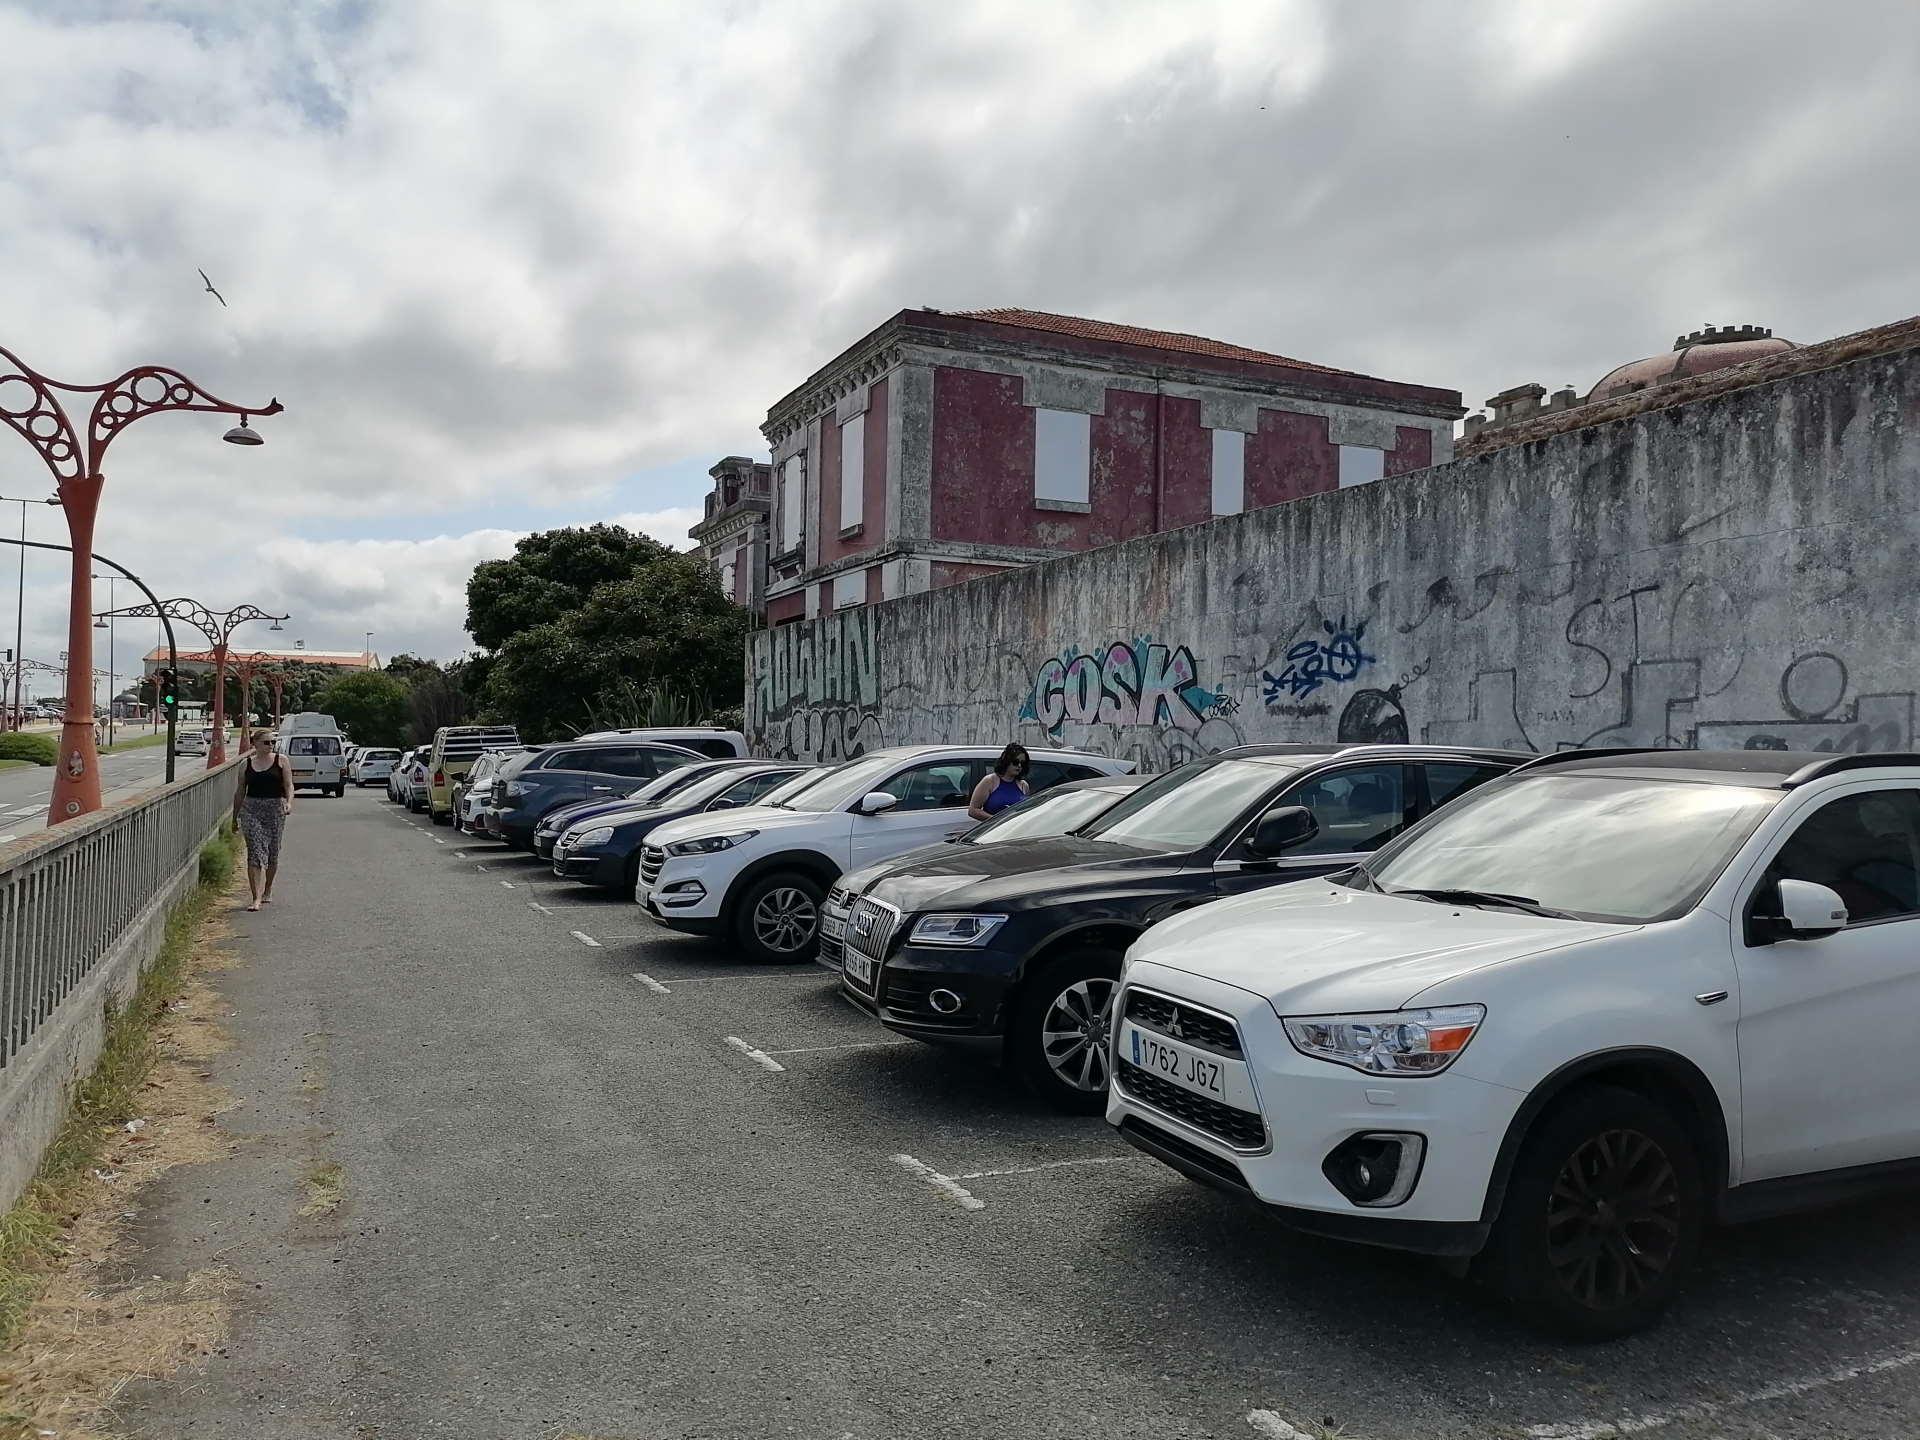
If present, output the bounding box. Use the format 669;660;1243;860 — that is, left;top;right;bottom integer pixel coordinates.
314;671;413;746
466;524;675;650
407;661;474;744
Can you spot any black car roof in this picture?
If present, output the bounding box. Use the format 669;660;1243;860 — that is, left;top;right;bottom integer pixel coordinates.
1049;774;1151;793
1214;742;1531;768
1508;747;1920;788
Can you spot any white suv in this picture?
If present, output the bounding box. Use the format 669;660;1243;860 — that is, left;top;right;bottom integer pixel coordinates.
1108;747;1920;1337
637;745;1134;963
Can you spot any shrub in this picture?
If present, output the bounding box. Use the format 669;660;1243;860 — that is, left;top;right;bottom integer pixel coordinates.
0;732;57;765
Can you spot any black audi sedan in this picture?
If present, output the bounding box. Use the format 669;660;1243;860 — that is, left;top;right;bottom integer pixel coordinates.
551;761;814;891
838;743;1526;1111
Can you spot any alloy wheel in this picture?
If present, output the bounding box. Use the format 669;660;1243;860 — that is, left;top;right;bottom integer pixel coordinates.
1041;977;1116;1092
1545;1127;1683;1310
753;886;817;954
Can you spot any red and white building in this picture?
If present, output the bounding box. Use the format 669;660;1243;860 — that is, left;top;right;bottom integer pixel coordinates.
688;455;773;611
759;307;1463;623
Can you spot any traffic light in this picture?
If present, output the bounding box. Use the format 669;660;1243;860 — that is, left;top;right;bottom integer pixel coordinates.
158;669;179;719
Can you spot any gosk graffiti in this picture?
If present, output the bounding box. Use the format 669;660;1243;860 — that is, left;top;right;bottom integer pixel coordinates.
1261;617;1375;708
1019;638;1228;738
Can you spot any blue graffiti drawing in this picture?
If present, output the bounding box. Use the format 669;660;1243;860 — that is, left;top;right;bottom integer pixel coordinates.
1021;638;1222;738
1263;617;1375;706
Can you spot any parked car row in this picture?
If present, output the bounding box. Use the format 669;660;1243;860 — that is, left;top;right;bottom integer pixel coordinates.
403;729;1920;1337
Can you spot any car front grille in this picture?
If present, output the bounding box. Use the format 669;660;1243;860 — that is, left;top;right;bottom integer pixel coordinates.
1124;989;1243;1057
1114;1059;1266;1150
827;885;857;911
818;929;845;969
639;846;665;886
845;898;900;964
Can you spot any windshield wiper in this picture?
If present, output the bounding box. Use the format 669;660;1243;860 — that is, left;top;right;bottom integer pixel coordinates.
1383;886;1575;919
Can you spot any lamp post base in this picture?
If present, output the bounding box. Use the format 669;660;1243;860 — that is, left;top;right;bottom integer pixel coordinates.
49;716;102;820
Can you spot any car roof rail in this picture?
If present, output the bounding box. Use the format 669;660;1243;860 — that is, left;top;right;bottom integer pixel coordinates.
1781;752;1920;788
1503;746;1674;776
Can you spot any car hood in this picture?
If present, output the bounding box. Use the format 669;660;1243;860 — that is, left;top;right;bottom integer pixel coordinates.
865;835;1173;914
548;798;654;831
646;804;825;848
1132;882;1626;1015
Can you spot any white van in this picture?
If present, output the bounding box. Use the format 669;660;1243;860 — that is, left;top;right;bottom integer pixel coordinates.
277;728;347;796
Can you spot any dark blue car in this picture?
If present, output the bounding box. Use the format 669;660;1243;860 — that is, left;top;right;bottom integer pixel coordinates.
552;762;814;890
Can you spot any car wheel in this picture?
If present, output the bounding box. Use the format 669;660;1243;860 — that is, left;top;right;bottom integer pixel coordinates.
1012;947;1121;1114
733;872;823;964
1485;1084;1705;1339
431;807;450;825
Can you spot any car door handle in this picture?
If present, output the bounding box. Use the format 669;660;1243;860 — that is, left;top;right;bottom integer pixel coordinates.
590;786;613;792
1694;990;1730;1006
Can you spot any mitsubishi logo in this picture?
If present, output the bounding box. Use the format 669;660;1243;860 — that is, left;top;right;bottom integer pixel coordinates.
1167;1007;1184;1040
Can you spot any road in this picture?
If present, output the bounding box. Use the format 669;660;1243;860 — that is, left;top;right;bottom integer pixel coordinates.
0;731;185;840
111;789;1920;1440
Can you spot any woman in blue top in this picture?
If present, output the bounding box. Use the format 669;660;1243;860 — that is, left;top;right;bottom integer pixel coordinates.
968;743;1031;821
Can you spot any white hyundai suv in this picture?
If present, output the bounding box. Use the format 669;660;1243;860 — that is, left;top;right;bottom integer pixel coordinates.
636;745;1134;963
1108;747;1920;1337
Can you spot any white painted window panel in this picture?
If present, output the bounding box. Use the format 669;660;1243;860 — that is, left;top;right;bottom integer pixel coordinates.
839;414;865;528
832;570;866;609
781;455;805;549
1210;429;1245;516
1338;444;1385;489
1034;408;1091;504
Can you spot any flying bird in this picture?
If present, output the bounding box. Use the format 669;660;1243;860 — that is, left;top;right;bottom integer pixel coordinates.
198;268;227;307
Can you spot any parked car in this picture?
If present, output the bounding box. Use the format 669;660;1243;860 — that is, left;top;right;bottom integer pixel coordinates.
1107;747;1920;1337
454;748;527;833
401;753;433;812
425;724;522;825
387;748;419;802
555;761;813;891
636;745;1136;964
532;759;746;858
818;774;1149;974
573;727;749;758
175;729;210;757
350;747;401;786
489;738;704;849
840;744;1522;1110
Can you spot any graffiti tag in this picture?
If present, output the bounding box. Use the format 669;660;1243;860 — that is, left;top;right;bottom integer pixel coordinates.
1262;618;1375;706
1021;639;1225;738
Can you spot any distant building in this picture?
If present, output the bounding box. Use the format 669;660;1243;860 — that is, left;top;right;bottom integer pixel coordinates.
1461;324;1798;448
140;646;377;678
759;307;1463;624
688;455;772;612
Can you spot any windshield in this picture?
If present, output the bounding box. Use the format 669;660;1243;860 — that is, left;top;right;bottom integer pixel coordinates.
775;752;921;813
624;764;720;806
757;767;826;807
652;764;765;809
1081;756;1307;851
1365;773;1780;923
967;786;1127;845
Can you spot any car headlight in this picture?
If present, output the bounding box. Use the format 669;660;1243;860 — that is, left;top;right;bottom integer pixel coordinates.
504;780;533;797
1282;1005;1485;1076
665;830;759;856
908;914;1008;947
571;826;615;847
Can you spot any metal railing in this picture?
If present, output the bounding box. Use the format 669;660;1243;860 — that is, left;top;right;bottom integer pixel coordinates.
0;759;236;1070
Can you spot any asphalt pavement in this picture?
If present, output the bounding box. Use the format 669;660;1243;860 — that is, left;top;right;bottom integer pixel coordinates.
109;789;1920;1440
0;731;182;839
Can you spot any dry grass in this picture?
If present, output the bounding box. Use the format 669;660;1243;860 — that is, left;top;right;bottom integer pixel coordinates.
0;829;243;1440
298;1162;346;1218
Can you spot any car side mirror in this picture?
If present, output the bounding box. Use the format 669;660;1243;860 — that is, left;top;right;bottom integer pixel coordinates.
857;791;900;816
706;797;737;811
1774;878;1849;939
1245;805;1318;857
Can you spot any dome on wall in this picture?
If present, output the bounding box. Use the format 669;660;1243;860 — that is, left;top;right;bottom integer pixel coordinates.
1588;324;1796;402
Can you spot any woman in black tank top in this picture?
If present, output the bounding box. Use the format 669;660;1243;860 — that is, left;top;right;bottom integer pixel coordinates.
233;731;293;910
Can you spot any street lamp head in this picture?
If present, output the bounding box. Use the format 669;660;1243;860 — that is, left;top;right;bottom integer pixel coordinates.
268;618;284;631
93;614;108;630
222;416;265;447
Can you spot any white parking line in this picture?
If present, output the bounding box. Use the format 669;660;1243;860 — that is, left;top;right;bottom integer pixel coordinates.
527;902;551;914
431;836;446;844
953;1156;1132;1181
655;972;822;985
1524;1343;1920;1438
475;865;490;873
891;1153;984;1212
1247;1415;1329;1440
762;1040;911;1057
630;972;671;993
569;930;601;948
724;1036;786;1073
498;880;515;889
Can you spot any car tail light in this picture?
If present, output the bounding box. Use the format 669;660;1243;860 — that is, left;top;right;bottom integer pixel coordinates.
434;770;445;785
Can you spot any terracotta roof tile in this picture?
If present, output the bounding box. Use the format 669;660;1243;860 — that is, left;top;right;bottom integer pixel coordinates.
951;307;1361;378
1458;314;1920;459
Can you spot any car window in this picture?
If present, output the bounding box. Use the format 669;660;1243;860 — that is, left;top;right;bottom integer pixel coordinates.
642;747;698;778
591;747;661;778
968;786;1126;844
1283;764;1409;855
716;769;795;806
878;759;989;813
1025;760;1104;793
1764;789;1920;925
1422;762;1509;811
1083;756;1302;852
683;737;739;758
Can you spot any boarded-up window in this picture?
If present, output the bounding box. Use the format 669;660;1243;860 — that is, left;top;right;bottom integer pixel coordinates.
840;414;865;528
1211;429;1245;516
832;570;865;609
1034;408;1091;505
781;454;805;550
1338;444;1385;489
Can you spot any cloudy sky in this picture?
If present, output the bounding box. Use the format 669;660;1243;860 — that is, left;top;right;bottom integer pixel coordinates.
2;0;1915;683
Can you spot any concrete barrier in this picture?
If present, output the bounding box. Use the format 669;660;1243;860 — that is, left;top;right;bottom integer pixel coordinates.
0;762;237;1212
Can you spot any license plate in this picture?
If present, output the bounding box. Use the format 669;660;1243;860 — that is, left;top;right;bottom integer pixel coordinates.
1120;1022;1259;1110
843;949;875;987
821;913;846;941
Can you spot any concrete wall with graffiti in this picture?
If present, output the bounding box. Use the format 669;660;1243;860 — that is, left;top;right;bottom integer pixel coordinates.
748;344;1920;769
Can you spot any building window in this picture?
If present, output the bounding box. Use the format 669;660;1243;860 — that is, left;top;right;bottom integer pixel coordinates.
832;570;865;610
1210;429;1245;516
839;413;865;529
1338;444;1385;489
721;559;737;598
1034;408;1091;505
780;454;805;551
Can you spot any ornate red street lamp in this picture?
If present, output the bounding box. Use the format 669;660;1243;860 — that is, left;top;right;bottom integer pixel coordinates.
96;600;287;767
0;344;279;822
228;650;284;750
